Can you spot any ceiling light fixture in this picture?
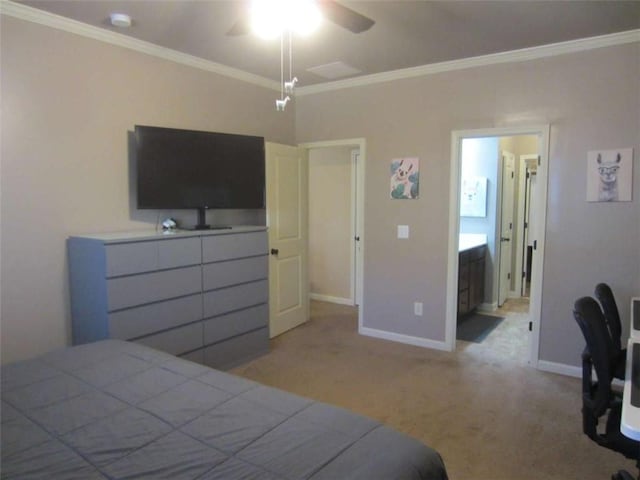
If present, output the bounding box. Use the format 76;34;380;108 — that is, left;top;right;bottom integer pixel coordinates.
250;0;321;39
249;0;321;111
109;13;132;28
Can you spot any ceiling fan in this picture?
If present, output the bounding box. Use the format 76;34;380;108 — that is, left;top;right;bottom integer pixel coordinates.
226;0;375;36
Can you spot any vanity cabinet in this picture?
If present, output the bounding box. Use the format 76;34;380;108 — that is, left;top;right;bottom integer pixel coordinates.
458;244;486;315
68;227;269;369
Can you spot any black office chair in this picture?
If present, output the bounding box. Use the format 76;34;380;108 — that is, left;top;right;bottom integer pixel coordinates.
573;297;640;469
596;283;627;380
612;470;636;480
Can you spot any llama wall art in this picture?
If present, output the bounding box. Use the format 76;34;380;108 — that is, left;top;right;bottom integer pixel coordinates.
586;148;633;202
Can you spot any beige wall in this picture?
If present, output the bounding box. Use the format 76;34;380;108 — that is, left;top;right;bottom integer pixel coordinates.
0;16;295;363
296;43;640;367
2;13;639;372
308;147;352;301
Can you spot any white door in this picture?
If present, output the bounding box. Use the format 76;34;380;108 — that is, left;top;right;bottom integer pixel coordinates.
266;142;309;338
498;151;515;307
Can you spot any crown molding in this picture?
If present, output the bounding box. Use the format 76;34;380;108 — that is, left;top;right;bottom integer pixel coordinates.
0;0;281;92
296;29;640;96
2;0;637;97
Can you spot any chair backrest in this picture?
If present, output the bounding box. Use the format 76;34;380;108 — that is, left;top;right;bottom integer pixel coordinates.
595;283;623;352
573;296;615;418
574;296;640;467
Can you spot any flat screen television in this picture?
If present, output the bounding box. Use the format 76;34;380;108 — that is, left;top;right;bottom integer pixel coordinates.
135;125;265;229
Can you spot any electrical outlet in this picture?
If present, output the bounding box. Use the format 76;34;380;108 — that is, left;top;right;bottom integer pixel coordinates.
414;302;423;316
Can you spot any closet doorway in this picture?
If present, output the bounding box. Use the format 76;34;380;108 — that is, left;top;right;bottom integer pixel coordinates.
301;139;365;319
446;126;549;367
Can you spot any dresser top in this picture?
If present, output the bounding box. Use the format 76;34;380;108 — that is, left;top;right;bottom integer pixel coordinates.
69;225;267;243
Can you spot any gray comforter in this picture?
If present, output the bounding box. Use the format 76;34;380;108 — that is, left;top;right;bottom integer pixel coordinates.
1;340;448;479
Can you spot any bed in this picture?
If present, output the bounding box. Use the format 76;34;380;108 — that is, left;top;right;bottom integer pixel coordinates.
1;339;448;479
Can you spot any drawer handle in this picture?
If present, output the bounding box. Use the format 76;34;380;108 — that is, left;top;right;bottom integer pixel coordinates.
270;248;279;255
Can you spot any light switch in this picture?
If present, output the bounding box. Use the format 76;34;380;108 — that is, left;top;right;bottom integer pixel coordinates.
397;225;409;239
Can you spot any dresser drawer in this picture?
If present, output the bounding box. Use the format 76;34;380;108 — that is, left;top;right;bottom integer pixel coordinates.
180;349;204;364
203;280;268;318
203;304;268;345
203;327;269;370
202;231;267;263
107;265;201;311
106;237;201;277
109;294;202;340
136;322;203;356
202;256;268;291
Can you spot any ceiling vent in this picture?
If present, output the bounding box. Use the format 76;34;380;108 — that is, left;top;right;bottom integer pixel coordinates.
306;61;361;80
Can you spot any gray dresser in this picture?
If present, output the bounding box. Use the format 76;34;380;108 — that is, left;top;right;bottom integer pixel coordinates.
67;227;269;369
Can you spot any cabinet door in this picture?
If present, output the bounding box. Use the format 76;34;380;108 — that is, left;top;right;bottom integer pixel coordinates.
469;247;486;309
458;251;470;315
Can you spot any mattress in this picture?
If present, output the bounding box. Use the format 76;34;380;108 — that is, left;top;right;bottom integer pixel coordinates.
1;339;448;479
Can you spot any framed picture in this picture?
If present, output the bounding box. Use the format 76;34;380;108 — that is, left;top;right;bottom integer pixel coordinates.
390;157;419;199
460;176;487;217
586;148;633;202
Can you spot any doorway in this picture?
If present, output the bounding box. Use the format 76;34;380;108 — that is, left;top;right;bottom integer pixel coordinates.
446;126;549;367
301;139;365;325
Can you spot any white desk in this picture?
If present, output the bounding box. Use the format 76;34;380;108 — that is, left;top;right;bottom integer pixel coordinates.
631;297;640;339
621;338;640;440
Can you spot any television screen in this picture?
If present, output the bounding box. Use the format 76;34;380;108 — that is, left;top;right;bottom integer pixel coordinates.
135;125;265;210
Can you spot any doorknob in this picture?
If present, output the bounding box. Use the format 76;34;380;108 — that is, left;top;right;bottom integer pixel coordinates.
501;237;511;242
354;236;360;241
270;248;279;255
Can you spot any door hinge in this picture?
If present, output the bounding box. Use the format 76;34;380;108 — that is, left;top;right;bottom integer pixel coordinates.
524;221;528;229
529;321;533;332
507;272;511;280
537;155;541;166
522;271;526;278
533;240;537;250
511;171;514;179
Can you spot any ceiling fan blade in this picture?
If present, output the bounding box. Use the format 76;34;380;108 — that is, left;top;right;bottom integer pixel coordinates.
320;0;375;34
227;17;251;36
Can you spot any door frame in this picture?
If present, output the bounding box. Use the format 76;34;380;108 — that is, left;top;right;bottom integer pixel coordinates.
515;153;539;297
299;138;366;315
497;150;516;307
445;125;549;367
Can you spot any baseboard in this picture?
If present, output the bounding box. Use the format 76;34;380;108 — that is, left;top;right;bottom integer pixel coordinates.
535;361;624;387
359;326;449;351
537;360;581;378
477;302;497;313
310;293;354;306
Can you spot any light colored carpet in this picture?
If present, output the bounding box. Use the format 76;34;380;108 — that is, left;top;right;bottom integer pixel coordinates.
232;300;637;479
